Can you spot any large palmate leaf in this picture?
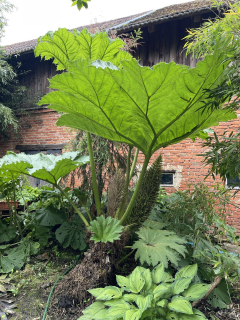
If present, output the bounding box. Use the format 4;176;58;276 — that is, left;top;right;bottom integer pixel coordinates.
35;28;131;71
35;204;67;226
132;227;187;267
0;151;89;186
88;215;123;243
55;215;86;250
0;222;17;243
38;52;236;156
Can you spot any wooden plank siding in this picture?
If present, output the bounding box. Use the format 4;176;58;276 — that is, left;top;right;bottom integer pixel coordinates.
131;12;215;68
15;52;58;97
12;11;216;96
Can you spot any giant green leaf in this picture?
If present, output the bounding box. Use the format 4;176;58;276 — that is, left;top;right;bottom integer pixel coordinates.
0;152;31;180
39;52;236;156
132;227;187;267
0;151;89;186
35;28;131;71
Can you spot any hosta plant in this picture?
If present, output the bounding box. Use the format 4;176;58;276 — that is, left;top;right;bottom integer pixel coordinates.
79;263;210;320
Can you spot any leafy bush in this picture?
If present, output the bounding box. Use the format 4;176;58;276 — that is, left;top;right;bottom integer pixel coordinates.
151;182;238;250
79;263;209;319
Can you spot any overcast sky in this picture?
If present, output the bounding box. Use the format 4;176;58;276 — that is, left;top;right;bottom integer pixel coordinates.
1;0;196;46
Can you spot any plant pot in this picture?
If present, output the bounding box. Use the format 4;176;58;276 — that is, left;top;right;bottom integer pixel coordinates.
0;201;19;210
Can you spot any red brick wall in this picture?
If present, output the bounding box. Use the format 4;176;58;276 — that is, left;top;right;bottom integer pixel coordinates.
137;115;240;232
0;108;239;232
0;108;75;156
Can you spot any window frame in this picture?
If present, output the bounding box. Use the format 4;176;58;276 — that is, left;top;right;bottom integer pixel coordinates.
160;170;175;187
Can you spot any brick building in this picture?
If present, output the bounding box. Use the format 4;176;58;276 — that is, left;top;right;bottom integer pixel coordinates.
1;0;240;230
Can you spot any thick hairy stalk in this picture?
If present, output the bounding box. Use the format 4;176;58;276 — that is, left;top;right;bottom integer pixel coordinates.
127;155;162;228
57;185;89;227
192;276;222;308
129;148;139;181
119;154;150;226
115;147;132;220
87;132;101;216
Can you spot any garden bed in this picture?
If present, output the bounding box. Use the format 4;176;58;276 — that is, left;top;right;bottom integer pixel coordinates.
3;250;240;320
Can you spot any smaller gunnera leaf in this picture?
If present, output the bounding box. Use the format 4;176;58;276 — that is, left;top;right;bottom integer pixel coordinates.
132;227;187;268
88;215;123;243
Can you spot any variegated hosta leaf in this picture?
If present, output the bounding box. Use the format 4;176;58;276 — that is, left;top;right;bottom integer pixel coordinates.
183;283;210;301
136;295;153;312
124;308;142;320
106;300;131;318
78;301;106;319
35;28;131;70
95;286;122;301
175;264;198;280
88;215;123;243
0;151;89;186
123;293;138;302
116;275;131;292
132;227;187;267
168;297;193;315
178;308;208;319
39;52;237;156
129;267;145;293
171;278;192;295
152;263;165;284
153;283;169;299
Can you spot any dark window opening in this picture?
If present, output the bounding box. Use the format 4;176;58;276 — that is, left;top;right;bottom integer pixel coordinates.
226;175;240;189
160;171;175;186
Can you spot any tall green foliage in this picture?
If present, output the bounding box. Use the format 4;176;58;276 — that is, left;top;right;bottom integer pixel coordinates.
36;28;236;225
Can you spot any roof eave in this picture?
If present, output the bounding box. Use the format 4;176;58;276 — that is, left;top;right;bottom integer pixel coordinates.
111;7;212;33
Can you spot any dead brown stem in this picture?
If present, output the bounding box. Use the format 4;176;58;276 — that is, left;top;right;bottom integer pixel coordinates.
192;276;222;308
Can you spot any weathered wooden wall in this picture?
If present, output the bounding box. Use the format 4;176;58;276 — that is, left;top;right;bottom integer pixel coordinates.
13;12;216;96
131;12;215;67
13;52;58;96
